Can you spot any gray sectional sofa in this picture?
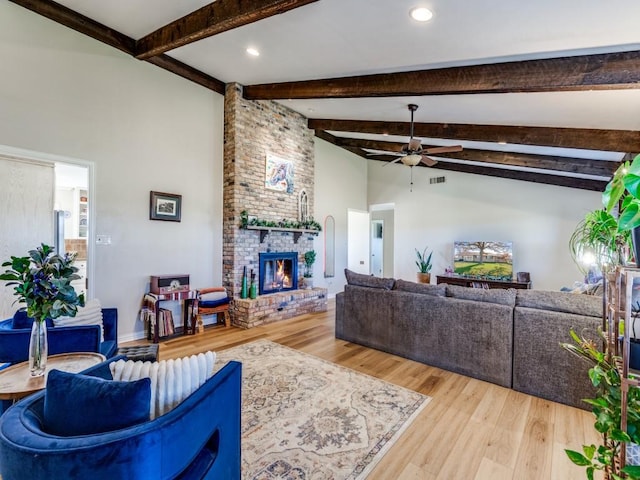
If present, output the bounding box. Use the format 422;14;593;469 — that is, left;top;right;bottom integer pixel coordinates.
335;270;602;409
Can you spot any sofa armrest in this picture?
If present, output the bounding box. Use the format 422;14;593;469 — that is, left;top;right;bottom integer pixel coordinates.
0;325;101;364
101;308;118;343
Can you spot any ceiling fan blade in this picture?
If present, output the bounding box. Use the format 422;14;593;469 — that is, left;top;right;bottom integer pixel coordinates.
383;156;404;167
424;145;463;154
420;155;438;167
408;138;422;152
366;150;397;156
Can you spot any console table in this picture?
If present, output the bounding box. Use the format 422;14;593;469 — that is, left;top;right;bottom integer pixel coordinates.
436;275;531;290
143;290;197;343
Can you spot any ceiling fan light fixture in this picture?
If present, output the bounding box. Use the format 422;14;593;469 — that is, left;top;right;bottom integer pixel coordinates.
402;154;422;167
410;7;433;22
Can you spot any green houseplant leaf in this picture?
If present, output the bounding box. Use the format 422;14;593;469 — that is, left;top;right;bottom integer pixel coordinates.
415;247;433;273
0;244;85;323
561;328;640;480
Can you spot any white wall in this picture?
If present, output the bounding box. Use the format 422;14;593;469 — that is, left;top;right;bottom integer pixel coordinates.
0;3;224;340
313;138;368;297
368;163;603;290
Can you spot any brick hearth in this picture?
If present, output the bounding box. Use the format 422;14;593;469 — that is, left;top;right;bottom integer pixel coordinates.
232;288;328;329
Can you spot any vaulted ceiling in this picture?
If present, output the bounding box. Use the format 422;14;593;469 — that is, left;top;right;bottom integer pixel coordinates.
11;0;640;191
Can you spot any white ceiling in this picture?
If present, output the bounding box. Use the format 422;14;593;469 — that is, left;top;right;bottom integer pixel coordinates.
46;0;640;168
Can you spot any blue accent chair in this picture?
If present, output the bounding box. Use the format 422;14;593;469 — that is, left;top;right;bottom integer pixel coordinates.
0;307;119;365
0;357;242;480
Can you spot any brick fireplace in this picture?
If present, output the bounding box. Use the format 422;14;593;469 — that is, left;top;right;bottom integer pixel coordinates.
222;83;327;328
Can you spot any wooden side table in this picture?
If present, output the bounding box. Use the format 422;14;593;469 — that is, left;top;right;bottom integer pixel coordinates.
0;352;106;401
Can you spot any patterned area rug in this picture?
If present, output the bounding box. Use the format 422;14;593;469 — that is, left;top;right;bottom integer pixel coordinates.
214;340;430;480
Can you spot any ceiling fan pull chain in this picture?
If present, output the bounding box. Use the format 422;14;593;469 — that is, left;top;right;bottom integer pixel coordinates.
410;166;414;192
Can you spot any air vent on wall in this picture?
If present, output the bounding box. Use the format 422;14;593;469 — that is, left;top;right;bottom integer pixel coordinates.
429;176;446;185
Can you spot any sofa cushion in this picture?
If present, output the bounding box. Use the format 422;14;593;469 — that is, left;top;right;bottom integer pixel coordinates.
43;369;151;436
445;284;517;306
345;269;395;290
12;311;54;329
110;351;216;419
53;299;104;341
516;289;601;317
395;279;446;297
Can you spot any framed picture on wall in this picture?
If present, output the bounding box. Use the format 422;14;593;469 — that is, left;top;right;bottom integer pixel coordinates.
265;154;294;193
150;191;182;222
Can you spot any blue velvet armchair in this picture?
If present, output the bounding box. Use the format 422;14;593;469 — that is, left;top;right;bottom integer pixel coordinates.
0;307;119;365
0;357;242;480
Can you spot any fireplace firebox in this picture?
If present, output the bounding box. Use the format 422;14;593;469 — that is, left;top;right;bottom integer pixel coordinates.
259;252;298;295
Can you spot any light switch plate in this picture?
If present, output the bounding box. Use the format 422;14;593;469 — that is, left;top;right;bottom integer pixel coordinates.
96;235;111;245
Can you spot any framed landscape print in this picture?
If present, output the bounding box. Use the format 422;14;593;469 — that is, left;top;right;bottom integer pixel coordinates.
150;191;182;222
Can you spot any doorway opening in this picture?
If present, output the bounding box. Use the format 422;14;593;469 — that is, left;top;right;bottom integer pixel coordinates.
370;204;395;278
54;163;90;297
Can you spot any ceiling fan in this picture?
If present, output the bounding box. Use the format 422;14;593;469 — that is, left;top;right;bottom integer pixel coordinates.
383;104;463;168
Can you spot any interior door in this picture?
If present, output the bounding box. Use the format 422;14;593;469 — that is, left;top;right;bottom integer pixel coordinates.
370;220;383;277
347;209;370;274
0;156;55;318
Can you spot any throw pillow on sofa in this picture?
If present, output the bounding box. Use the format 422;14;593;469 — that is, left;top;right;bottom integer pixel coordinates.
516;289;601;317
345;268;395;290
53;298;104;341
445;284;517;306
43;369;151;436
394;279;446;297
110;351;216;419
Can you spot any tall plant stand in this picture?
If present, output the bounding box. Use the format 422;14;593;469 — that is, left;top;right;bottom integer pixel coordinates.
604;266;640;477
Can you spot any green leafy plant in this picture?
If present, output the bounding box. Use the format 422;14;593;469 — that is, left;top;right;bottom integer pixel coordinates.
239;211;322;232
415;247;433;274
562;329;640;480
569;209;631;274
603;154;640;232
0;244;85;323
303;250;316;278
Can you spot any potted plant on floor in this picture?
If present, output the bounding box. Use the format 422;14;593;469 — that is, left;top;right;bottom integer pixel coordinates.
415;247;433;284
303;250;316;289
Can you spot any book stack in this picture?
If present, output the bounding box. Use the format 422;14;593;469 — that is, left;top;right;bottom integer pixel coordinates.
158;308;175;337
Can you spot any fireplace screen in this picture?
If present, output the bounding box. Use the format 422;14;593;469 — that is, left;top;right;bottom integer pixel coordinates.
259;252;298;295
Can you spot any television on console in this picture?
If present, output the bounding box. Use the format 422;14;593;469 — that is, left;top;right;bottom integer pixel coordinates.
453;241;513;281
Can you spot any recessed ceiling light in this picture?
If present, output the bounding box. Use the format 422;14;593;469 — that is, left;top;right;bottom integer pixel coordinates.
410;7;433;22
246;47;260;57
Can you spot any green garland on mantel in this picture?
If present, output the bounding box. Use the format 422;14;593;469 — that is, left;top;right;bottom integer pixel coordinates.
240;210;322;232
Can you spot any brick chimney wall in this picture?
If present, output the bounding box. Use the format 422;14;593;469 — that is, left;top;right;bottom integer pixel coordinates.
223;83;316;301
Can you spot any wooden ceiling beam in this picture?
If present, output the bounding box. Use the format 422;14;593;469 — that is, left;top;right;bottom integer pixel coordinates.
245;49;640;99
336;137;618;177
9;0;135;54
316;131;607;191
145;55;225;93
364;153;607;191
135;0;319;60
9;0;226;94
308;119;640;152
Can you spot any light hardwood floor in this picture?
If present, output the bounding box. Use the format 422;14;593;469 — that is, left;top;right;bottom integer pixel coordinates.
128;300;601;480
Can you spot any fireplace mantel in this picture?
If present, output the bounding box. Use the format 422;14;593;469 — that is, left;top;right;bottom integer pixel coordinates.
245;225;319;243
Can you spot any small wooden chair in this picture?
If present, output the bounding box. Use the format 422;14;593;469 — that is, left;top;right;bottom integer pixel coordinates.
191;287;231;333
